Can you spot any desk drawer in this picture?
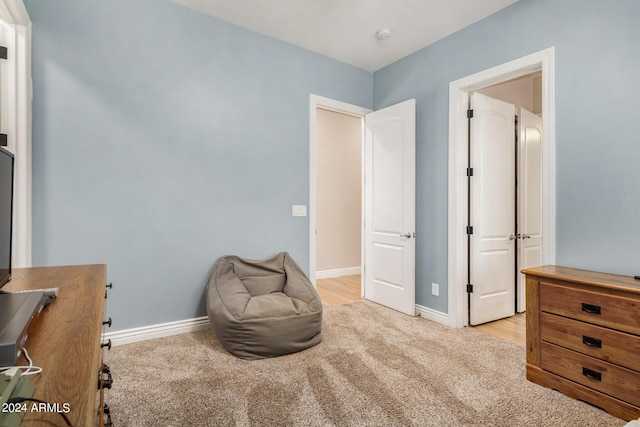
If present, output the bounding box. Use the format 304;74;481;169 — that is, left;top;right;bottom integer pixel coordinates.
541;342;640;407
540;312;640;372
540;282;640;334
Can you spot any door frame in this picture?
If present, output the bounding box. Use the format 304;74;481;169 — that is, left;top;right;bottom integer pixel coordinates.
309;94;372;288
447;47;557;328
0;0;31;268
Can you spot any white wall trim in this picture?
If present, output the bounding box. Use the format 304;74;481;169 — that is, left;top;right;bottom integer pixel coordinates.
447;47;556;328
415;304;448;326
315;266;361;279
0;0;31;268
105;316;211;347
106;306;449;348
309;94;371;290
0;0;29;25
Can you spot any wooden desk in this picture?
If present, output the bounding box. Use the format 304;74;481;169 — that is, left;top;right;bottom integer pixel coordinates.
3;265;107;427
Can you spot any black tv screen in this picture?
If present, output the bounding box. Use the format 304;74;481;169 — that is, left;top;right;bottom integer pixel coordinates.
0;146;14;289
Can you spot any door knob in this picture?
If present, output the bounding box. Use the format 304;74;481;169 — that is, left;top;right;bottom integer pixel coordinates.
522;234;531;239
509;234;517;240
400;233;412;238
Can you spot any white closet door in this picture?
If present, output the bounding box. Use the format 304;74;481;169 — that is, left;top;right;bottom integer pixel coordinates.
469;93;516;325
517;107;543;313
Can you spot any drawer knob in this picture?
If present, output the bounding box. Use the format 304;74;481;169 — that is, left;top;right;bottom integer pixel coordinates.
105;283;113;299
103;403;113;427
101;339;112;351
103;317;113;328
582;335;602;348
581;303;601;315
582;367;602;381
99;364;114;390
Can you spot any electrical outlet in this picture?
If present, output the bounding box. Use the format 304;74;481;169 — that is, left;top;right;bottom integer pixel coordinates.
431;283;439;297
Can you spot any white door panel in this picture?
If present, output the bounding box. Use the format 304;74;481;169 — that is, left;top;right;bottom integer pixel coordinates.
372;120;404;232
372;242;405;291
470;92;516;326
518;108;543;312
365;99;416;316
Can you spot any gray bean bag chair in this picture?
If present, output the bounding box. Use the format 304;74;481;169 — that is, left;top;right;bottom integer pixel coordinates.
206;252;323;360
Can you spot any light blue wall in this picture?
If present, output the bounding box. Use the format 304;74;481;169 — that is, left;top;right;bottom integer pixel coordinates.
28;0;640;325
27;0;372;329
374;0;640;312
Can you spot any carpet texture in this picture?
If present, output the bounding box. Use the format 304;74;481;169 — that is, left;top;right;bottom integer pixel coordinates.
107;300;626;426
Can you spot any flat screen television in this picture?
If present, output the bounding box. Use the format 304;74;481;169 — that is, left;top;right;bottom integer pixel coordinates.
0;146;14;290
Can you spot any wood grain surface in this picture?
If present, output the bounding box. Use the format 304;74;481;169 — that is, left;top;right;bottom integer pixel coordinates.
316;274;362;306
522;265;640;294
4;265;106;427
525;265;640;421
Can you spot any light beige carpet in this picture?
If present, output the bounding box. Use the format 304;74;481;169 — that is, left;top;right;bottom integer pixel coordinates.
106;300;626;426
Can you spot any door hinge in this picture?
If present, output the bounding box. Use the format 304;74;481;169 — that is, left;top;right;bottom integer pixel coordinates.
467;109;474;119
0;46;6;60
466;283;474;293
466;167;473;177
466;226;473;235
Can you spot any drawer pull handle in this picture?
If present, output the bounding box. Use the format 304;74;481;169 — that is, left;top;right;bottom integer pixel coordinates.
105;283;113;299
582;367;602;381
581;303;601;314
98;364;113;390
582;335;602;348
103;403;113;427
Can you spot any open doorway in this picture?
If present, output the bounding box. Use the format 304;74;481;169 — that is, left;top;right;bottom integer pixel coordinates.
447;47;557;328
309;96;417;314
308;95;371;304
310;95;417;314
315;107;363;304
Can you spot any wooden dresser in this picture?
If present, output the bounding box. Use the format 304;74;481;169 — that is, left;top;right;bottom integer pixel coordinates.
524;265;640;421
3;264;112;427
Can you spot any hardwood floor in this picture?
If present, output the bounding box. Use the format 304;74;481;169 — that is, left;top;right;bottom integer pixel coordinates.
474;312;526;346
316;274;362;305
316;275;525;347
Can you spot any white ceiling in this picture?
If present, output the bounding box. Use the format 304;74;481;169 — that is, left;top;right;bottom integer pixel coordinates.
170;0;518;72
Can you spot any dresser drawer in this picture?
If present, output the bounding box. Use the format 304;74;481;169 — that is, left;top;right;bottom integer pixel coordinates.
540;312;640;372
541;342;640;407
540;281;640;334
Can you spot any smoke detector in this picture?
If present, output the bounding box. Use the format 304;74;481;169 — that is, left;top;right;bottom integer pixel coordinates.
375;28;392;41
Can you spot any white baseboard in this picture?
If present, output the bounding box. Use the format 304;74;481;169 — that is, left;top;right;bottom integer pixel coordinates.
106;304;448;347
105;316;210;347
415;304;449;327
316;266;361;279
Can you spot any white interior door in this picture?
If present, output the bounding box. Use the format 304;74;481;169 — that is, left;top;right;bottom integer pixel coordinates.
364;99;415;316
517;107;543;312
469;92;516;325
